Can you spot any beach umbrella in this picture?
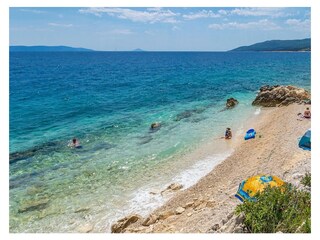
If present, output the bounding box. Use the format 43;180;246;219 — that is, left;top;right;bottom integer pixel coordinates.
235;175;284;202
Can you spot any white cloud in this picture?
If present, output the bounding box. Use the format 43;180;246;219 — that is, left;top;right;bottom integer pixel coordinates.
79;7;179;24
208;24;224;30
286;18;310;31
19;9;46;14
48;23;73;28
209;19;281;30
230;8;289;18
182;10;221;20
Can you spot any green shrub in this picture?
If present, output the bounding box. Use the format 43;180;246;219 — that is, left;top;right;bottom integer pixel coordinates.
235;184;311;233
301;172;311;188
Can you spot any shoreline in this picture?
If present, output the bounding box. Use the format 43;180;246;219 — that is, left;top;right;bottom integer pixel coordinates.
114;104;311;233
103;106;265;231
103;106;261;232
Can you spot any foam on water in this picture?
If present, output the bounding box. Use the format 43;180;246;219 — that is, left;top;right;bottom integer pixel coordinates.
255;107;261;115
105;151;232;232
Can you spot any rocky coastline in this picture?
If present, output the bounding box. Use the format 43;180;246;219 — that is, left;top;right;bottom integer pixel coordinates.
110;85;311;233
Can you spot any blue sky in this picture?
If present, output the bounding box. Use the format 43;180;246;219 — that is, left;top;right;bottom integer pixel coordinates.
10;7;310;51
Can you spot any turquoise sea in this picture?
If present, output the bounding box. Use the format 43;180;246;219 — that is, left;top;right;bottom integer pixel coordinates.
9;52;310;232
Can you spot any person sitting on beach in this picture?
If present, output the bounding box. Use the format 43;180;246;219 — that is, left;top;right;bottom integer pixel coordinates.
225;128;232;139
304;107;311;118
68;138;81;148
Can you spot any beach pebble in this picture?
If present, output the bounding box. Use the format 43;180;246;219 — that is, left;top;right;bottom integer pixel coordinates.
168;183;183;191
233;226;244;233
235;213;245;225
293;173;303;179
187;212;193;217
227;212;234;220
175;207;185;215
184;202;194;208
161;183;183;195
111;214;142;233
211;223;220;231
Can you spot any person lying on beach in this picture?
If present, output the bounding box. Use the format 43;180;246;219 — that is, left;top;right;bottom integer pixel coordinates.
225;128;232;139
304;107;311;118
297;108;311;120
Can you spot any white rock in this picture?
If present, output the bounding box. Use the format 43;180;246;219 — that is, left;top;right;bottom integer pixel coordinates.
175;207;185;214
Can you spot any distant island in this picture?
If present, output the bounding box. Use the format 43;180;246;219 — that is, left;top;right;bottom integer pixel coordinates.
10;45;94;52
132;48;145;52
231;38;310;52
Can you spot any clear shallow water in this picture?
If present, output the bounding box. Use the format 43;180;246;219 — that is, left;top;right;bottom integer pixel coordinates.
9;52;310;232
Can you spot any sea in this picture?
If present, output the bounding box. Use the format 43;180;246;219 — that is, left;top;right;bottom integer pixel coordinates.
9;51;311;232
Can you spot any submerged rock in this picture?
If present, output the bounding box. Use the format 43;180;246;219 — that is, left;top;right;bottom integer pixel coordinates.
77;224;94;233
174;108;206;121
10;141;61;164
226;98;239;109
74;207;90;213
18;198;49;213
111;214;142;233
252;85;310;107
138;135;153;145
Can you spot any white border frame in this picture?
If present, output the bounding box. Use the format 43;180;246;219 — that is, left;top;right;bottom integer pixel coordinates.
1;1;319;240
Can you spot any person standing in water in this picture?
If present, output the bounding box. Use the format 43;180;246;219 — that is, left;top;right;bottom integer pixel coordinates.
225;128;232;139
68;138;81;148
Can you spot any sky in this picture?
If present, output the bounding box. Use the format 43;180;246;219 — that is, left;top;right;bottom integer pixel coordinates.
9;7;311;51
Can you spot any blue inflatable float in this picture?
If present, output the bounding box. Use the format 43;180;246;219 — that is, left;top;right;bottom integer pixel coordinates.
244;129;256;140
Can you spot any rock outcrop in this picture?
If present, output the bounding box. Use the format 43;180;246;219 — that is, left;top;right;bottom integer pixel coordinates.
111;214;142;233
226;98;239;109
252;85;310;107
160;183;183;195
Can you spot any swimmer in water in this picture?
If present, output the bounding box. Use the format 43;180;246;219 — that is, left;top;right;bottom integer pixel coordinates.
68;138;81;148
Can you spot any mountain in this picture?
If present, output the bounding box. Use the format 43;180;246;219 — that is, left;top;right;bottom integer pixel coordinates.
231;38;311;52
10;45;94;52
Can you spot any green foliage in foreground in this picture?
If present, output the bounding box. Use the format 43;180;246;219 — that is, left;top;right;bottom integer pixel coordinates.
235;184;311;233
301;172;311;188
